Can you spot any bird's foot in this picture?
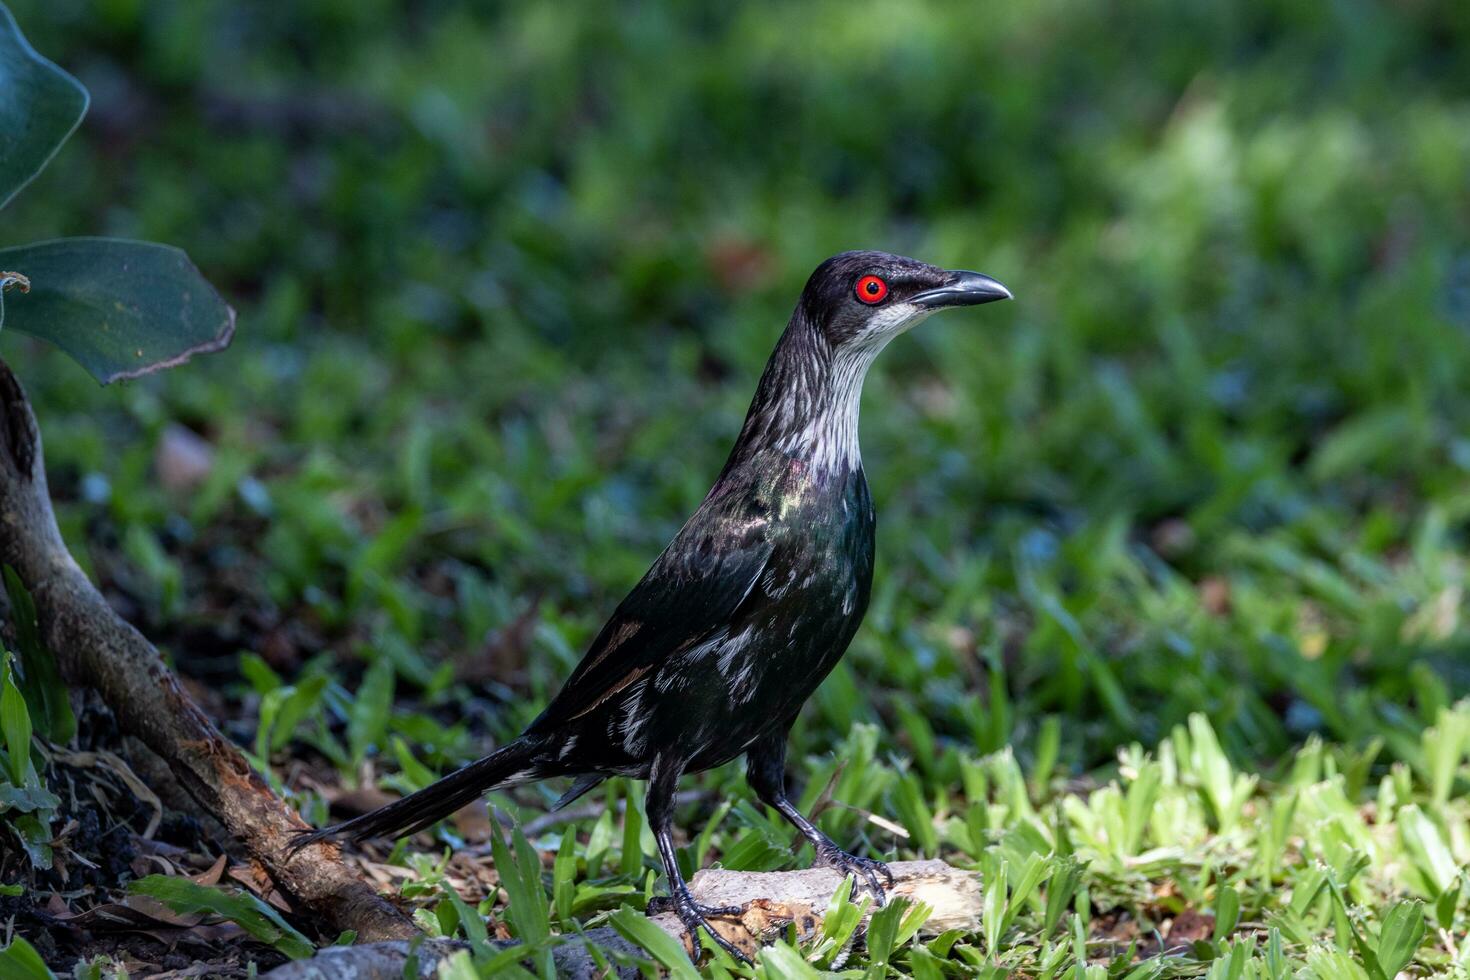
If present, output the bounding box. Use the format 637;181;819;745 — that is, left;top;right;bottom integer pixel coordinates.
648;888;750;964
645;894;740;917
814;842;895;904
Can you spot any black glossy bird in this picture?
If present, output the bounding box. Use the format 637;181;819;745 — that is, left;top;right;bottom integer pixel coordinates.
291;251;1010;959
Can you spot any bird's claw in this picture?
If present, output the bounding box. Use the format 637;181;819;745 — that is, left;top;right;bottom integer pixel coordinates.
651;888;751;964
815;842;895;904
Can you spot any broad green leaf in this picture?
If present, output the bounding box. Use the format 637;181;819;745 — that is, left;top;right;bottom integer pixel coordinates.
445;887;490;959
1422;706;1470;809
1375;901;1425;977
892;771;938;855
0;653;33;784
459;942;542;980
1043;856;1085;941
238;653;282;696
816;874;867;964
716;827;787;872
1266;927;1288;979
0;781;59;812
1398;805;1457;896
435;949;480;980
9;810;52;868
1213;883;1241;941
906;944;948;980
0;238;234;384
607;905;700;980
982;857;1008;955
2;567;74;744
618;782;646;876
0;4;87;210
346;656;394;768
1032;714;1062;795
390;735;437;789
757;941;822;979
1434;876;1463;930
253;685;284;762
1004;852;1049;934
489;822;551;948
512;823;553;946
0;934;54;980
1071;913;1090;977
128;875;314;960
553;823;578;926
894;899;934;951
867;895;914;969
1309;408;1416;482
585;807;614;874
346;507;423;609
270;674;329;753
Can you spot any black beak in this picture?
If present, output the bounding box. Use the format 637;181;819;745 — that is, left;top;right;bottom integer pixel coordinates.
909;270;1012;309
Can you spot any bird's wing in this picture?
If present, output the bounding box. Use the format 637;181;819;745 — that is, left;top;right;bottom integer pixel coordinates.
527;504;774;732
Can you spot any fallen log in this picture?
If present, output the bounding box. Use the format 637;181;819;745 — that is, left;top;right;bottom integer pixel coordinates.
0;359;417;942
265;859;981;978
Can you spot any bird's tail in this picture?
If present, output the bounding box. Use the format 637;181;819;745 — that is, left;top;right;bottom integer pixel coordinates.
287;737;546;855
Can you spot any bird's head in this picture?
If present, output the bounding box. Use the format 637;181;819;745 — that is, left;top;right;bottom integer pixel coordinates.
728;249;1012;473
797;250;1011;354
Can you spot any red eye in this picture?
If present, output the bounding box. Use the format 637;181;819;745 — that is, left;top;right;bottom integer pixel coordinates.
855;275;888;304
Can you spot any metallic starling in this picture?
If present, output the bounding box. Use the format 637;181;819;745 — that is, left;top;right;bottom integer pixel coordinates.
291;250;1011;959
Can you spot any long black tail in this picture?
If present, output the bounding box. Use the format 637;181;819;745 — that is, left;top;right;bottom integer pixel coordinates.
288;737;545;855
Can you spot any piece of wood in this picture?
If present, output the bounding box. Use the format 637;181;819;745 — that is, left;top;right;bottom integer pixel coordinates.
266;860;982;978
0;360;416;943
651;859;980;959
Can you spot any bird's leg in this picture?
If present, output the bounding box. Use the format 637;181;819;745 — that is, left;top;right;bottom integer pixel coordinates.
644;754;749;963
746;735;895;903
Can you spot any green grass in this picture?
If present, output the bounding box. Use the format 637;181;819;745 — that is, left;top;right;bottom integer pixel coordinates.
403;709;1470;977
1;0;1469;975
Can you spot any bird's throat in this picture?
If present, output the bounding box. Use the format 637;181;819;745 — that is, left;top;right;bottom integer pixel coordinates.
727;319;884;475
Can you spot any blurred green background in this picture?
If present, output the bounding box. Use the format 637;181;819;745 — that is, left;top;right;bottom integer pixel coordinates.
5;0;1470;784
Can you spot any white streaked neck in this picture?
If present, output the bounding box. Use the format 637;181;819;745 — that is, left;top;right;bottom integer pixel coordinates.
772;343;881;472
726;303;932;477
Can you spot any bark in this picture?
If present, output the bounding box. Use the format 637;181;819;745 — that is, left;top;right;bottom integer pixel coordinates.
266;859;981;978
0;360;416;942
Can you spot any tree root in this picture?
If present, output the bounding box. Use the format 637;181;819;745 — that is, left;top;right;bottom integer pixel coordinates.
0;359;416;942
